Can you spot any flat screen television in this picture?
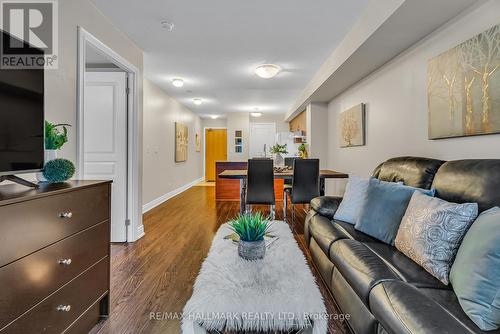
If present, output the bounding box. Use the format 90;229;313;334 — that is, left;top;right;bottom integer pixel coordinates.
0;30;45;179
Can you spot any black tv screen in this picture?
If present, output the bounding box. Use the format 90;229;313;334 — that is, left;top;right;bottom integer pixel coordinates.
0;31;44;175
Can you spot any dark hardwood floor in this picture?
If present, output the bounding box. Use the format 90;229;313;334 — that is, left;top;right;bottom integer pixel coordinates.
96;185;349;334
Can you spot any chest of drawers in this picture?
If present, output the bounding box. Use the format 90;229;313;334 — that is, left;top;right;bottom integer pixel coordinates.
0;180;111;334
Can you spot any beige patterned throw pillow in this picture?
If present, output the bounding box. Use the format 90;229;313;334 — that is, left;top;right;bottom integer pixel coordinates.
395;192;478;284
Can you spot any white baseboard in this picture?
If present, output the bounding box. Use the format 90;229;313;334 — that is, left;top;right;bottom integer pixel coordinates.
136;224;145;240
142;176;204;213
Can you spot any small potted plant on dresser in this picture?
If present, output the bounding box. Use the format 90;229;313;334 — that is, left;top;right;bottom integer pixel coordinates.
37;121;71;182
229;213;273;261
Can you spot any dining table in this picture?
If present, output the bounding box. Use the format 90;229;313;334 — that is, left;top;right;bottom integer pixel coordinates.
218;169;349;214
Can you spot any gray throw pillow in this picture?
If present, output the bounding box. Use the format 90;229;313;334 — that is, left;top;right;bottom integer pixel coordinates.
354;178;434;245
450;207;500;331
395;192;478;285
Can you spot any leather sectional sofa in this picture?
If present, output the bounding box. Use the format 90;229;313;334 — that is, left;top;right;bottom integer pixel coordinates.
304;157;500;334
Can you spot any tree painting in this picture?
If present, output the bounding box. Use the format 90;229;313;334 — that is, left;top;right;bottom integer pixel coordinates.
428;23;500;139
175;122;188;162
339;104;365;148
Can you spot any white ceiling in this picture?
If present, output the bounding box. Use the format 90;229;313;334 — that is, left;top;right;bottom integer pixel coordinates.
91;0;369;118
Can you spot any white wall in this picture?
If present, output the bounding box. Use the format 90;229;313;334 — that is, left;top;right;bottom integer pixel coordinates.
252;113;289;133
306;103;329;169
219;112;290;161
142;79;202;205
202;118;227;129
47;0;143;163
201;113;289;161
326;0;500;195
227;113;250;161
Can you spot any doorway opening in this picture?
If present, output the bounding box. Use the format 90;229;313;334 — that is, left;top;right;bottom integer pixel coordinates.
77;27;142;242
249;123;276;158
204;128;227;181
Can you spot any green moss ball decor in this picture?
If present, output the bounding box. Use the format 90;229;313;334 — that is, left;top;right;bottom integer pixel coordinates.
43;159;75;183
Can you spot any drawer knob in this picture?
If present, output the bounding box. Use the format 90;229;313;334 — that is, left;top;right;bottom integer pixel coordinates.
59;212;73;219
58;258;72;265
56;305;71;312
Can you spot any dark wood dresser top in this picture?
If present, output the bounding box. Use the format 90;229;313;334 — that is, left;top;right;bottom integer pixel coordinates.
0;180;112;207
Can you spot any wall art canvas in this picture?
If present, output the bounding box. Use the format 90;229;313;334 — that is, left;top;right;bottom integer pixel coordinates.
175;122;188;162
339;103;365;147
428;23;500;139
195;133;201;152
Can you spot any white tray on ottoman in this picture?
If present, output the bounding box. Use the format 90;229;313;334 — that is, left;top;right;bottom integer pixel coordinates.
182;221;327;334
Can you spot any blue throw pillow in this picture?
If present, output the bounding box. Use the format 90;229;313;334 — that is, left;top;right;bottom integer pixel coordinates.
354;178;434;245
333;176;370;224
450;207;500;331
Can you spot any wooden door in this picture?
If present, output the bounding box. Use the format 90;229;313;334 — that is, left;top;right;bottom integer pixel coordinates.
205;129;227;181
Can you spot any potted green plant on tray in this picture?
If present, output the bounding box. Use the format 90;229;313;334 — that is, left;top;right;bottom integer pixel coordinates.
229;213;273;260
270;143;288;167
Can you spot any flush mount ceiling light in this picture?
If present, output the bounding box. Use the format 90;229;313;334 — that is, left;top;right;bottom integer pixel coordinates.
255;64;281;79
193;98;203;105
210;115;219;119
172;78;184;88
161;21;175;32
250;112;262;117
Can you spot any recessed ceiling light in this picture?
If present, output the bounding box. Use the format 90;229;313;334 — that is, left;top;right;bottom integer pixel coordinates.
172;78;184;87
255;64;281;79
193;98;203;105
250;112;262;117
210;115;219;119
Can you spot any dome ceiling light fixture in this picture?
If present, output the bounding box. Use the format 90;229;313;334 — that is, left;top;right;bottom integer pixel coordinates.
210;115;219;119
161;21;175;32
254;64;281;79
250;112;262;117
193;98;203;105
172;78;184;87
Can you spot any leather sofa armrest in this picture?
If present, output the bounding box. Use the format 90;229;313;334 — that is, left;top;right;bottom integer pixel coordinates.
310;196;343;220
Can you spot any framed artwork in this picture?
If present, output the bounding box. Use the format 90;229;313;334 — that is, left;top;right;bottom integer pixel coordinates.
339;103;366;148
195;133;201;152
428;23;500;139
175;122;188;162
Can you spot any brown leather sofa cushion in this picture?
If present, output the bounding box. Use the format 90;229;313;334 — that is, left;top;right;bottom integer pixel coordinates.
329;240;400;307
375;156;445;189
370;281;500;334
432;159;500;212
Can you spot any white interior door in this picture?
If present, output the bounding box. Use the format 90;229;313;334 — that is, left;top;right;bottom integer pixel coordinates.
249;123;276;158
84;72;128;242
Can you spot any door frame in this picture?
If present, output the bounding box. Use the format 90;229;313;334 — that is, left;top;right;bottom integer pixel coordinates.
203;127;227;181
76;27;143;242
249;122;276;158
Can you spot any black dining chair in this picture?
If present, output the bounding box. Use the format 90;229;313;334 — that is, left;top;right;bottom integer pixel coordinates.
283;157;299;212
246;159;275;218
284;159;320;222
284;157;297;168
